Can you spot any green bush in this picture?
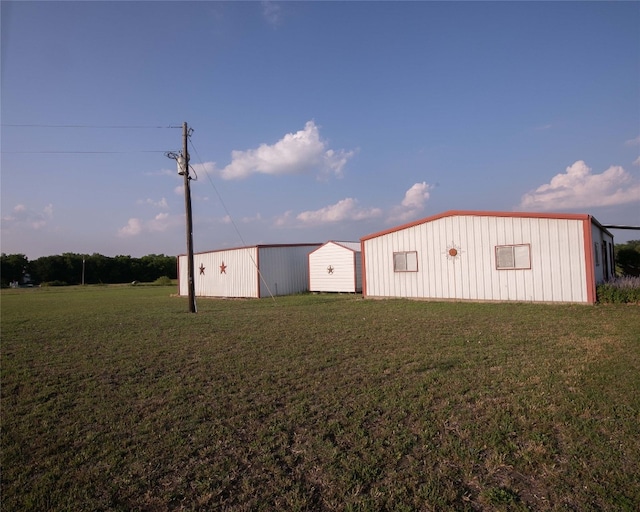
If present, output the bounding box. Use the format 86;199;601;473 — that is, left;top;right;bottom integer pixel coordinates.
152;276;173;286
40;281;68;287
597;277;640;304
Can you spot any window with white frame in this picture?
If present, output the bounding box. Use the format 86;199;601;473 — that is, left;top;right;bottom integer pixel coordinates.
393;251;418;272
495;244;531;270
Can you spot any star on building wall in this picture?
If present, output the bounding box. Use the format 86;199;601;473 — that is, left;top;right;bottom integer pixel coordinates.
220;261;227;274
199;263;206;275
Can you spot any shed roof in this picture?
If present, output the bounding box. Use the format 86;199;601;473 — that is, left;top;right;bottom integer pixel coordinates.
328;241;361;252
310;241;361;255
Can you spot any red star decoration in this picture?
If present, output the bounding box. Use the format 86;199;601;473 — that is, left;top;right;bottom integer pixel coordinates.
220;261;227;274
199;263;205;275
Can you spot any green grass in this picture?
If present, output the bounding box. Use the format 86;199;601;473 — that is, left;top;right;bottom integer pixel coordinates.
2;286;639;511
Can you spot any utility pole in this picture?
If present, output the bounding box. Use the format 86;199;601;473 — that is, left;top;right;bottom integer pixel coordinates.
167;122;196;313
182;122;196;313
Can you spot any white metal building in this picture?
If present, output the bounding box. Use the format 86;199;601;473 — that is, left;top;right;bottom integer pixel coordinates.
308;241;362;293
178;243;321;298
361;210;614;304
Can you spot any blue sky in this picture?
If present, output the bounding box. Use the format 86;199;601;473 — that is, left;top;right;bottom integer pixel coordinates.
2;1;639;259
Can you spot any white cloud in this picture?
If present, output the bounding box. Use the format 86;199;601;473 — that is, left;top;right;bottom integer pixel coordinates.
322;148;356;179
262;1;282;26
118;218;143;237
118;213;182;237
1;203;54;230
219;121;355;180
144;168;176;177
296;198;382;225
273;183;432;229
520;160;640;211
241;213;263;223
625;136;640;146
138;197;168;209
191;161;216;176
274;210;293;227
633;157;640;167
388;182;434;223
148;213;171;232
402;182;433;209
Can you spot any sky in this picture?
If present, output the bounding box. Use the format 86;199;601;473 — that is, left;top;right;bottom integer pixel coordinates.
1;1;639;260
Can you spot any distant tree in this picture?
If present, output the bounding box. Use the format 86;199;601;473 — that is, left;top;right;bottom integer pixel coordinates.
112;255;134;283
139;254;177;281
31;255;64;284
1;253;29;287
9;252;177;285
62;253;84;284
615;240;640;277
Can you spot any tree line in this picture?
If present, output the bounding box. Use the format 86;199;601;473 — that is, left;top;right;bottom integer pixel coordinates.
1;253;177;287
615;240;640;277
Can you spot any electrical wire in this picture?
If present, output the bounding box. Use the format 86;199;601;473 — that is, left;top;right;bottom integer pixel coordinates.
1;123;181;153
1;124;182;129
1;150;168;154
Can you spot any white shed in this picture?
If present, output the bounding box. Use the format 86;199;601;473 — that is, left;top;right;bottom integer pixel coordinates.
178;243;321;298
361;210;614;304
308;241;362;293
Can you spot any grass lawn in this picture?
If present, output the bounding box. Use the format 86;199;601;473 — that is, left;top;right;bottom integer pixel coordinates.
2;286;639;511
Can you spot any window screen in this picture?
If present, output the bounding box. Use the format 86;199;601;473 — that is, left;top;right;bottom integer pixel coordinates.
496;244;531;270
394;251;418;272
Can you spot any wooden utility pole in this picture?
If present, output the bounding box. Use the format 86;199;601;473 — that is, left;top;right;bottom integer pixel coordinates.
182;121;196;313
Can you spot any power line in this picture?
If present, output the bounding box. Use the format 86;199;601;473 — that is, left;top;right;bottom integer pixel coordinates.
1;123;182;129
1;150;168;154
1;123;181;154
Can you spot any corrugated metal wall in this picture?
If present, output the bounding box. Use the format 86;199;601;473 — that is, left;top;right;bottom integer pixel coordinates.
179;247;260;298
178;254;187;296
258;245;319;298
363;214;591;303
179;245;319;298
199;247;259;298
591;223;615;284
309;242;362;293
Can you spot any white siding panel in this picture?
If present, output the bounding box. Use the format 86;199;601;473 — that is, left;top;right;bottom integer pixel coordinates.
309;242;361;293
178;254;188;296
530;219;544;301
191;247;259;298
179;245;319;299
364;213;591;303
